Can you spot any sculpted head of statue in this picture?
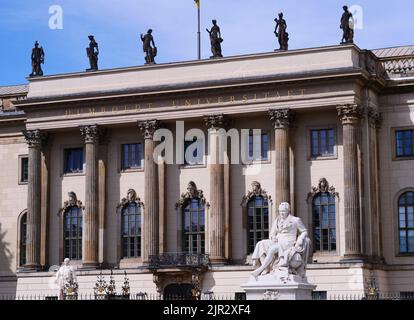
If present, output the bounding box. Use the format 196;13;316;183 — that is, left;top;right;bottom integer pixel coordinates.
251;181;261;194
187;181;198;198
279;202;291;219
127;189;137;202
63;258;70;266
68;192;77;206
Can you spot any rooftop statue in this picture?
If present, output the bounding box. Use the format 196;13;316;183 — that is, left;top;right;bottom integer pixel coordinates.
86;35;99;71
30;41;45;77
141;29;157;65
274;13;289;51
340;5;354;44
206;20;223;58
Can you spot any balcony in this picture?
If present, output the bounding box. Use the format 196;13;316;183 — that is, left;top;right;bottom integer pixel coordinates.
148;253;210;269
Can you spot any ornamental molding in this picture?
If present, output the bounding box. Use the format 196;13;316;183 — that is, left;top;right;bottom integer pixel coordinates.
203;114;228;130
241;181;272;207
307;178;339;201
138;120;162;139
22;129;49;147
59;191;84;215
175;181;208;209
337;104;364;125
117;189;144;211
268;108;295;129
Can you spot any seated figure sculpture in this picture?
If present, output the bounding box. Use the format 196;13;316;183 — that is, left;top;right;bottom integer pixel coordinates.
251;202;311;280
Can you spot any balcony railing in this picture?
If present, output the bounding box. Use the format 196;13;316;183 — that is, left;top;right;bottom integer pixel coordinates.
148;253;210;269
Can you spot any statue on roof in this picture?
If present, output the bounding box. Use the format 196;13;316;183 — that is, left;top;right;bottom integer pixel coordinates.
206;20;223;58
141;29;157;65
86;35;99;71
30;41;45;77
340;5;354;44
274;12;289;51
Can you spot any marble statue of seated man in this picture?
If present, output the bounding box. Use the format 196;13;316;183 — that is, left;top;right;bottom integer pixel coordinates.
251;202;311;280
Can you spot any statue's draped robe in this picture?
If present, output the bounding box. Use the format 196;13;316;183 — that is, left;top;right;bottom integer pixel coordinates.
252;214;310;274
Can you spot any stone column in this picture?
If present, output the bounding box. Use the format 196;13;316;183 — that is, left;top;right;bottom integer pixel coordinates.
337;104;364;259
138;120;161;264
204;115;227;264
98;129;109;264
269;109;295;218
80;125;100;268
40;137;52;267
23;129;48;270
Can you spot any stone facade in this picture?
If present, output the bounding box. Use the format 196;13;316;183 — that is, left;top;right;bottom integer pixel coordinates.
0;44;414;298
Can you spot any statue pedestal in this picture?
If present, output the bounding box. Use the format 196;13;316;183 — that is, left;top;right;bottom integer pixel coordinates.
241;273;316;300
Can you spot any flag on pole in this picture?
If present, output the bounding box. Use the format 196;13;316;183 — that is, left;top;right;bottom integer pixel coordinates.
194;0;200;9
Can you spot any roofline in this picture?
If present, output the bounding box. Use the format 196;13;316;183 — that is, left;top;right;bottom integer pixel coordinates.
17;68;379;109
25;44;362;83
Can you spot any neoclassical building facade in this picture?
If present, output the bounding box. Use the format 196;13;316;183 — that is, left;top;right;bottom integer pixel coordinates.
0;43;414;298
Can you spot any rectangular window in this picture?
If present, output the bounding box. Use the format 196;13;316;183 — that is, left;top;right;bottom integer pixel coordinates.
20;156;28;183
248;130;269;161
396;129;414;158
64;148;84;174
121;143;143;170
184;139;204;165
310;129;335;158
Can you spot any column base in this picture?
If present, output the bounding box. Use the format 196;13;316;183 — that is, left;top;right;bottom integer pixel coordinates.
209;257;228;265
81;262;100;270
340;254;366;263
21;264;43;272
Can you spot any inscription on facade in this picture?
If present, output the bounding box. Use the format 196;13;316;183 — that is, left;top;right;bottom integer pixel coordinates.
63;88;306;117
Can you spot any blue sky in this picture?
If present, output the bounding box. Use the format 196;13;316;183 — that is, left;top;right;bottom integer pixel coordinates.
0;0;413;86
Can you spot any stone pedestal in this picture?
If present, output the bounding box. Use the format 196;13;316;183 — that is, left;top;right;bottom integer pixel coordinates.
241;273;316;300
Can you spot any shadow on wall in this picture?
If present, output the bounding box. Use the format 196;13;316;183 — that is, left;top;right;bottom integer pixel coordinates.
0;222;17;297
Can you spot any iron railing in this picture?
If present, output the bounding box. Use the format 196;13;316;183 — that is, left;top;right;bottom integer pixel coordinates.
148;252;210;269
1;292;414;301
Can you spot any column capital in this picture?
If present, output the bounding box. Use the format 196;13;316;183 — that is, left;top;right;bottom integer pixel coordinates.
337;104;364;125
204;114;228;130
269;108;295;129
138;120;162;139
367;107;383;129
22;129;48;148
80;125;101;143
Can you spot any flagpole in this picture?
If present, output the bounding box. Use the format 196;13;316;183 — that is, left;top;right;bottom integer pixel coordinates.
197;4;201;60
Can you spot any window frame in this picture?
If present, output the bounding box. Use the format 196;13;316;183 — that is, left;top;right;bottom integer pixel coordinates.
62;146;85;176
182;138;206;168
121;202;142;259
16;210;28;268
393;127;414;160
245;129;271;163
120;142;144;172
307;126;338;161
63;206;83;261
182;198;206;254
397;191;414;254
247;196;270;255
312;192;337;253
18;155;29;185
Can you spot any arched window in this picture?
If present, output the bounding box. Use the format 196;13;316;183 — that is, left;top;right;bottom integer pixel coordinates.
313;193;336;252
309;178;338;252
64;206;83;260
121;202;142;258
184;198;205;254
19;212;27;266
399;191;414;253
176;182;207;255
241;181;272;255
247;196;269;254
